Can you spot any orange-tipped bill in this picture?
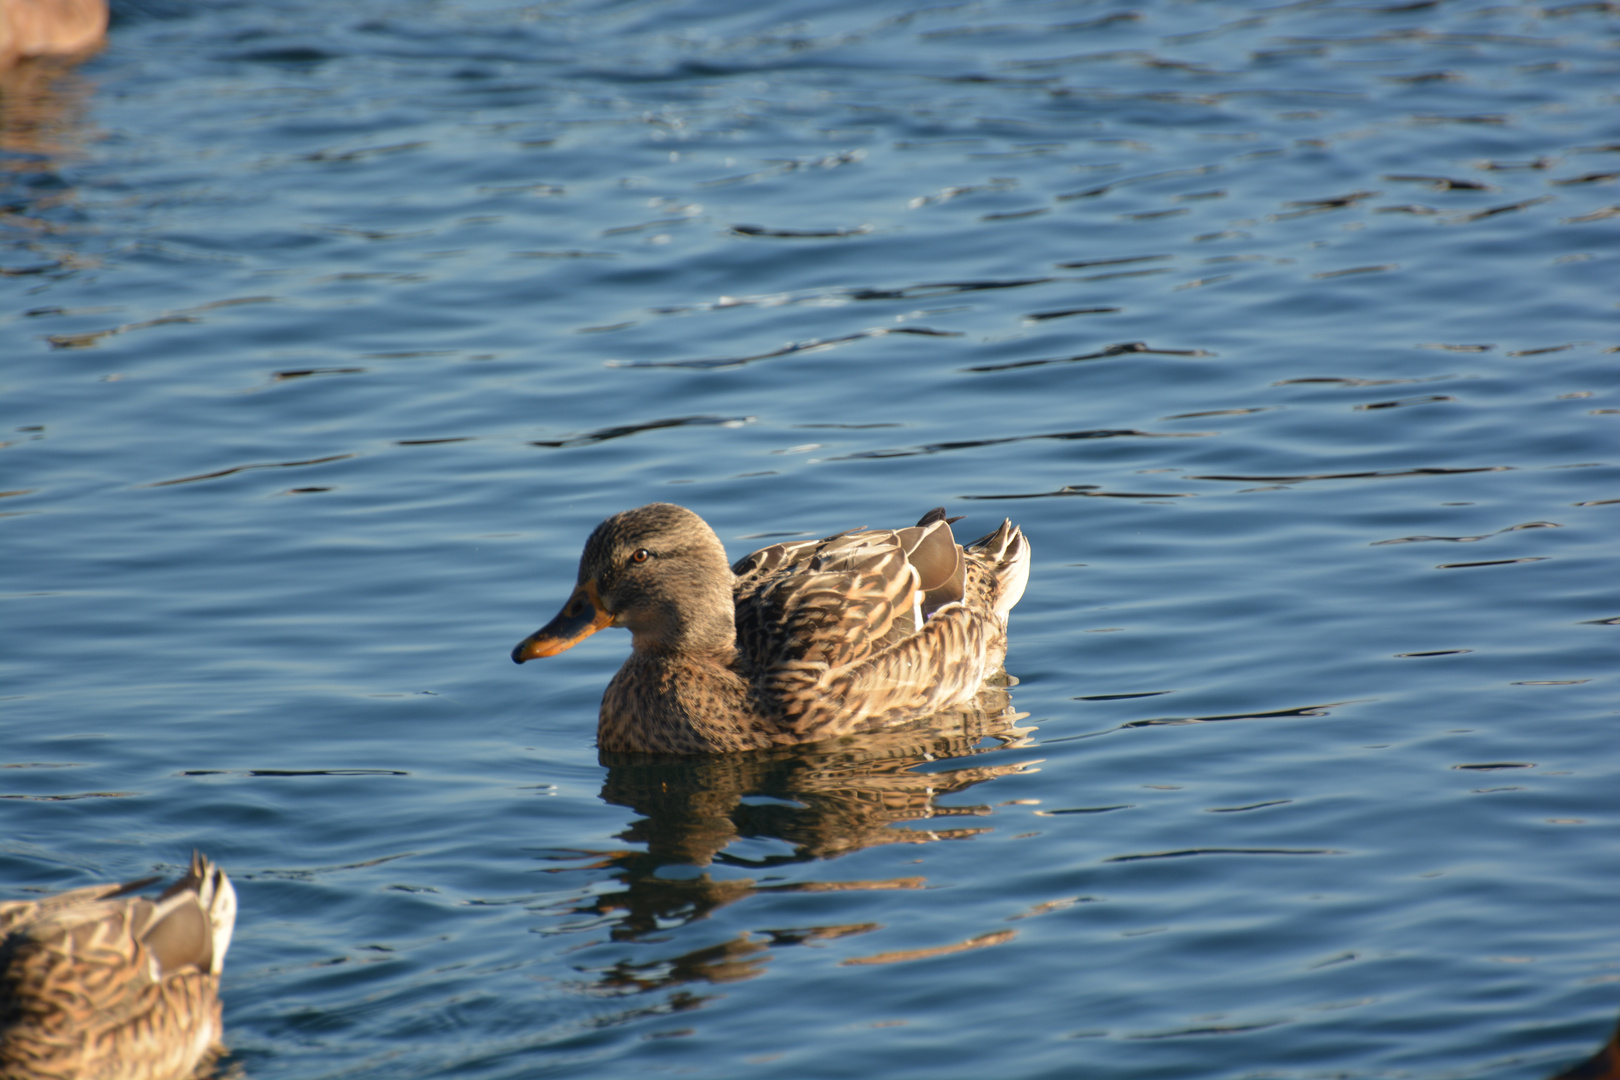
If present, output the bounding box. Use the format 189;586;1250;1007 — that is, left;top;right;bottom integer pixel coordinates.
512;580;613;663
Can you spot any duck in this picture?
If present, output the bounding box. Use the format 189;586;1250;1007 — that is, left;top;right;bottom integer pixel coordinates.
512;503;1030;754
0;852;236;1080
1;0;107;68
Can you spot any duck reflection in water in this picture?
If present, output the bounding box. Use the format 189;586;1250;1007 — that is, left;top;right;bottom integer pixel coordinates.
542;688;1036;995
2;0;104;292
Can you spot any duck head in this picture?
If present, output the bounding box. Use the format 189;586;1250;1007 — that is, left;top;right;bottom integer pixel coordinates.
512;503;737;662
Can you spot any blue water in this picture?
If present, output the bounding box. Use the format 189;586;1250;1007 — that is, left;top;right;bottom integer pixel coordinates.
3;0;1617;1076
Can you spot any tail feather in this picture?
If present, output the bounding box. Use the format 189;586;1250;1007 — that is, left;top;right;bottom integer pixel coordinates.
150;852;236;977
967;519;1030;622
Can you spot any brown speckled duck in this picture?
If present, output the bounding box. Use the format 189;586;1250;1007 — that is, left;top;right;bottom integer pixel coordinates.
512;503;1030;754
1;0;107;68
0;852;235;1080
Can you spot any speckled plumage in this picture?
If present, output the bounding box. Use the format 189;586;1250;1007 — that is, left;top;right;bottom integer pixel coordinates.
1;0;107;66
512;504;1031;754
0;852;236;1080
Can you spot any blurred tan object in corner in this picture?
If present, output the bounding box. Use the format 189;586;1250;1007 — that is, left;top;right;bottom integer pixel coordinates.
1;0;106;67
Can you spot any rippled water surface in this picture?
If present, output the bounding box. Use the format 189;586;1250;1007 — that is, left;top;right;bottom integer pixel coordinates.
3;0;1618;1076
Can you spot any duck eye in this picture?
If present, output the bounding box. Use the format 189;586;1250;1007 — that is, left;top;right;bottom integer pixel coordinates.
630;549;650;564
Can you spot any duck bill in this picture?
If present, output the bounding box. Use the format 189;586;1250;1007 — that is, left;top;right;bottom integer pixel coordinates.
512;580;613;663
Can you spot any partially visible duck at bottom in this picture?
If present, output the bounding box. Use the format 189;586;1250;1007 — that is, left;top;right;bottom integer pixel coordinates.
1554;1014;1620;1080
512;503;1031;754
0;0;107;68
0;852;236;1080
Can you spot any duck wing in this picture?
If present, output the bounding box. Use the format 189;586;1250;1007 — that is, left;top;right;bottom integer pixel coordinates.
0;877;158;935
732;527;919;674
731;512;1026;742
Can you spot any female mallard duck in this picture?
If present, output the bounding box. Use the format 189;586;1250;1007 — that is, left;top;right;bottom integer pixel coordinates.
1;0;107;67
0;852;236;1080
512;503;1030;754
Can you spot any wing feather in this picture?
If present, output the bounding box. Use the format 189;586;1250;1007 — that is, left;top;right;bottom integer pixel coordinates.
727;513;1028;744
783;601;1003;741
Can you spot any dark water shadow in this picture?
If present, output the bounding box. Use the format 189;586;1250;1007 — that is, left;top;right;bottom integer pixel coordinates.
540;691;1036;994
1553;1012;1620;1080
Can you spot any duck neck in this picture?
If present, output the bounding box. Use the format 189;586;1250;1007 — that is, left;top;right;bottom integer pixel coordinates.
627;582;737;662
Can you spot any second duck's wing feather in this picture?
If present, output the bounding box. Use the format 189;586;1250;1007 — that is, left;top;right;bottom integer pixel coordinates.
0;879;156;936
